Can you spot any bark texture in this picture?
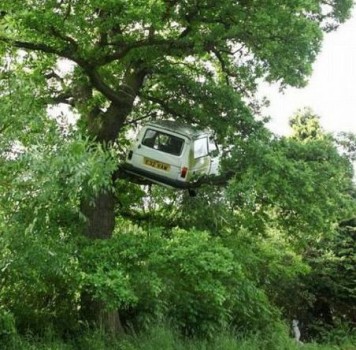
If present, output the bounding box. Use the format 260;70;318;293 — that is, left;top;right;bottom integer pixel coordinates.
81;191;116;239
79;66;147;332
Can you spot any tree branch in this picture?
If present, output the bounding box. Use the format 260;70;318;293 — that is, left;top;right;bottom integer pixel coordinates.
115;163;234;189
141;94;186;120
0;37;59;55
50;92;75;106
1;35;147;108
94;37;195;66
50;25;78;49
0;36;86;66
84;67;124;105
84;65;147;106
124;112;157;126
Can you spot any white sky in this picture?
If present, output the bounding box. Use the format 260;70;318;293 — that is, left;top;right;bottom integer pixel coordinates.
261;7;356;136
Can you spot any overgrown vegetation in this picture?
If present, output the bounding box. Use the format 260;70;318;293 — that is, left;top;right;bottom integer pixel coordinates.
1;111;355;347
0;0;355;348
2;324;356;350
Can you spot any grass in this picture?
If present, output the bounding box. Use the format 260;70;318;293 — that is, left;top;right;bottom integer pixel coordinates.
2;325;355;350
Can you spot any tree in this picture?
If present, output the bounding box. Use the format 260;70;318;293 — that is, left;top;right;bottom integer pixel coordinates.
303;217;356;338
1;0;352;236
290;107;325;141
0;0;353;332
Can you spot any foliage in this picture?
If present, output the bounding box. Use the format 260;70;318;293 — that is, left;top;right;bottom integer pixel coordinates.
289;108;325;141
79;224;279;336
225;132;355;239
1;202;279;337
0;0;352;157
2;324;356;350
0;0;355;345
1;95;355;341
0;309;17;348
0;123;118;333
298;218;356;339
0;229;81;334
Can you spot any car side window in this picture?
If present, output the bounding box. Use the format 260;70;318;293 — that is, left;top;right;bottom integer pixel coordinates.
194;137;208;159
208;136;219;156
142;129;184;156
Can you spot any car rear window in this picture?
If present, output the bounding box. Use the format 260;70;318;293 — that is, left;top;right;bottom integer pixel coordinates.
142;129;184;156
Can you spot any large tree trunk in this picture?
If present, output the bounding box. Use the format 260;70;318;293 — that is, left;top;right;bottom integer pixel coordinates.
81;65;147;237
79;66;147;333
81;190;116;239
80;293;124;334
100;305;124;334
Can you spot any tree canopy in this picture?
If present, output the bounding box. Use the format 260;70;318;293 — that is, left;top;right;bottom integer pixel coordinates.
1;0;352;138
0;0;353;238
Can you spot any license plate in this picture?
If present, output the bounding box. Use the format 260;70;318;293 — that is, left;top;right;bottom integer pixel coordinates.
144;158;170;171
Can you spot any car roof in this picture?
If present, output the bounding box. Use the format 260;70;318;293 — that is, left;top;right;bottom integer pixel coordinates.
145;120;209;140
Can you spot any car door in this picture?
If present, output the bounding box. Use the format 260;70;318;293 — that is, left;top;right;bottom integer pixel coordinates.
190;137;211;179
207;136;220;176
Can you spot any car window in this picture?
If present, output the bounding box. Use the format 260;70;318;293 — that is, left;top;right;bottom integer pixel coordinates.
208;136;219;156
209;137;217;152
142;129;184;156
194;137;208;158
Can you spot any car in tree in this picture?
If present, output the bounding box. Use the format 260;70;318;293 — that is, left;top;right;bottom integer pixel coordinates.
124;120;220;189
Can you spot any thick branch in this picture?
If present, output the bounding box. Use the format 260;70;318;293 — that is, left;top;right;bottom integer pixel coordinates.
45;70;64;81
50;92;75;106
50;26;78;49
84;67;125;105
116;163;234;189
84;64;147;107
1;37;60;55
94;37;195;66
0;36;85;65
85;66;148;141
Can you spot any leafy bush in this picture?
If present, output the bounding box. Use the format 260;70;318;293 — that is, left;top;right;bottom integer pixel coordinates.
0;231;82;334
0;309;17;347
78;223;278;336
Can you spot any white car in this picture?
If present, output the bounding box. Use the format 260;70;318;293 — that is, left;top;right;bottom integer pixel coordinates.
124;120;220;189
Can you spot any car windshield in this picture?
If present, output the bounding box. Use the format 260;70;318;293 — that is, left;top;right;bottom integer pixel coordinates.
142;129;184;156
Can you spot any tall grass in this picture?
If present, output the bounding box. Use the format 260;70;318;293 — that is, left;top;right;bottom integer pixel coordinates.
3;324;355;350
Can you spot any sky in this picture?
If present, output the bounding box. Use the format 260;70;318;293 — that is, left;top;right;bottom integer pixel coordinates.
261;7;356;137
